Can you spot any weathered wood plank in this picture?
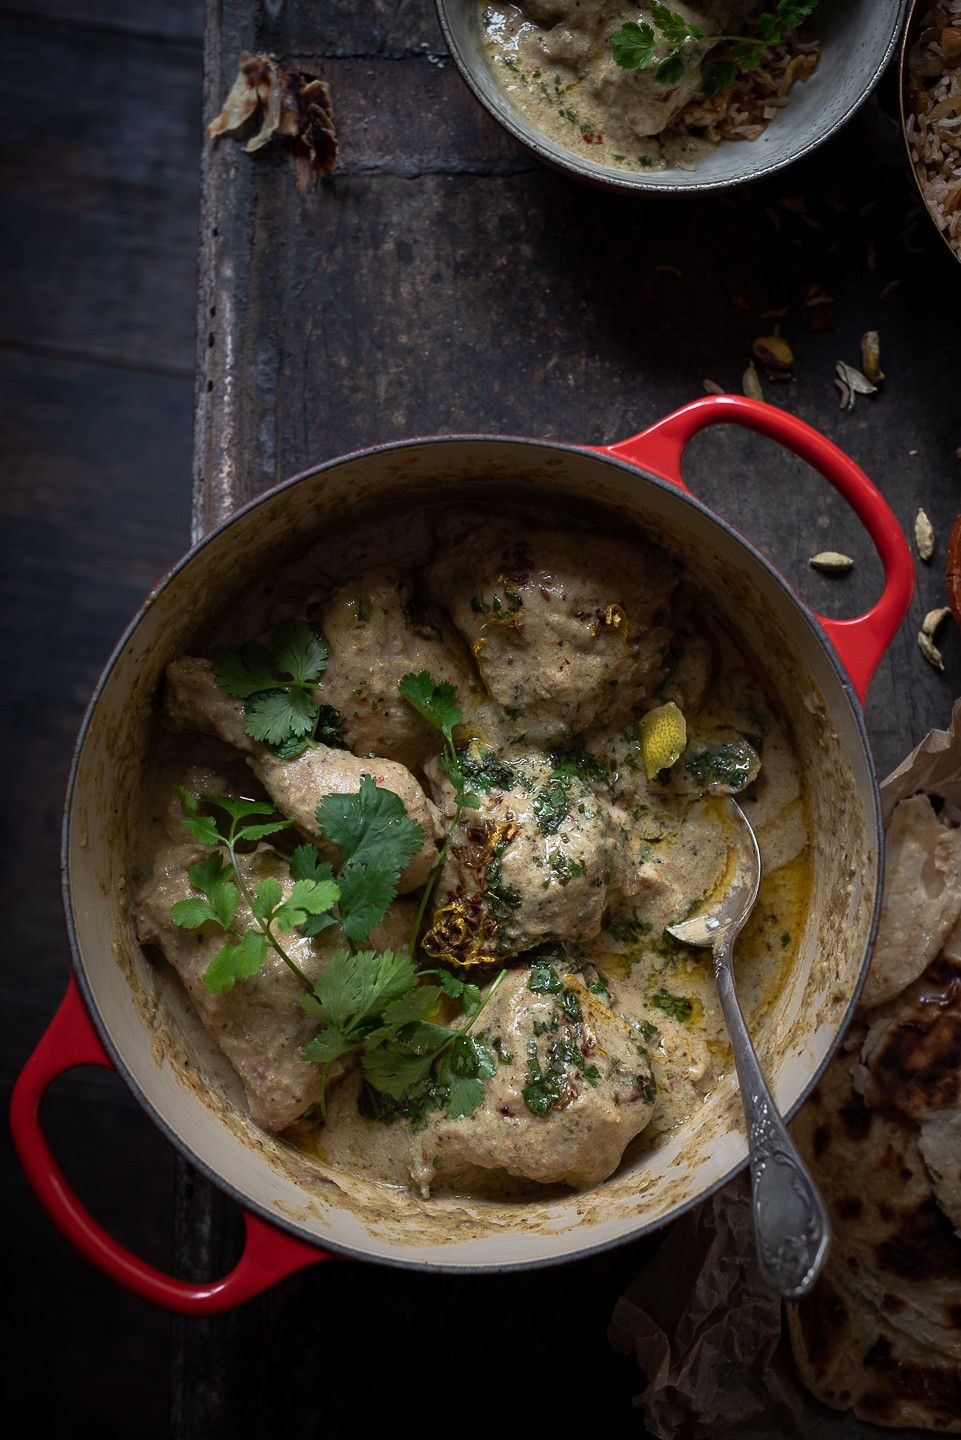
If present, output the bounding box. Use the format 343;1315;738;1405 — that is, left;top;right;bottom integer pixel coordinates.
0;14;202;372
192;38;961;783
22;0;203;41
163;5;961;1435
0;352;194;1055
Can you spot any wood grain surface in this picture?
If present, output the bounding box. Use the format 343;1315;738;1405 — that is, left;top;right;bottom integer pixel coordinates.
5;0;960;1435
174;4;961;1438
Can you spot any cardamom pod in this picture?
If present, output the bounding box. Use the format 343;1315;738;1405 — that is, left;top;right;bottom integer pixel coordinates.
809;551;855;574
914;509;935;562
918;630;945;671
922;606;950;638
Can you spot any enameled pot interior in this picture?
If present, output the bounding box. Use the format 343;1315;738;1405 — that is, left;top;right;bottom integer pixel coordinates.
64;437;881;1269
436;0;909;194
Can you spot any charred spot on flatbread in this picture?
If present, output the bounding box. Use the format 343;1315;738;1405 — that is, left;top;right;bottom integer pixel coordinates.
860;952;961;1118
787;1004;961;1432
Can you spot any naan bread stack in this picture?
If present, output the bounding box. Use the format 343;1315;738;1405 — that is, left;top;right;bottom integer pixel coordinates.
786;776;961;1431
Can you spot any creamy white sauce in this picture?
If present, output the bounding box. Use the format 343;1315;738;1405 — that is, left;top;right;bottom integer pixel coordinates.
136;502;811;1200
480;1;811;173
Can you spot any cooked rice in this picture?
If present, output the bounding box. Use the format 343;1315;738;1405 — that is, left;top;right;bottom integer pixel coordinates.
664;40;820;152
904;4;961;261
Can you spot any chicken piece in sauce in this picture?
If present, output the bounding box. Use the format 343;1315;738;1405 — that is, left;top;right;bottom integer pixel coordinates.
422;512;679;742
315;566;471;773
414;961;657;1190
135;836;417;1131
163;655;443;892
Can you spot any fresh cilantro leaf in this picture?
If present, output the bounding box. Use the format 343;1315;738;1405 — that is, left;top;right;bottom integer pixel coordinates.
361;1042;437;1100
702;60;738;95
611;0;819;91
334;862;402;946
610;21;657;70
445;1073;487;1119
270;617;329;686
316;774;423;874
212;619;342;755
172;853;238;931
244;688;319;747
205;929;270;994
300;1025;357;1066
398;670;462;740
652;4;702;45
289;843;333;883
268;877;340;933
168;896;218;929
212;642;280;699
307;948;418;1036
655;53;686;85
380;984;445;1030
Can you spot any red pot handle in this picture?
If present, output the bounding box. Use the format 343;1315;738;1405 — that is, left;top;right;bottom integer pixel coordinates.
9;976;330;1315
598;394;915;703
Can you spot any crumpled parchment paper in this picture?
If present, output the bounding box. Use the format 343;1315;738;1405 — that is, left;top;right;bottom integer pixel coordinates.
607;699;961;1440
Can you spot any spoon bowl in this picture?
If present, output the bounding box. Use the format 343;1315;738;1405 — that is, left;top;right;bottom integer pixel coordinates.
668;798;831;1299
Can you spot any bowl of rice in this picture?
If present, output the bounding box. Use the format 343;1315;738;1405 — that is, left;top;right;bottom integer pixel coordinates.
902;0;961;262
436;1;910;192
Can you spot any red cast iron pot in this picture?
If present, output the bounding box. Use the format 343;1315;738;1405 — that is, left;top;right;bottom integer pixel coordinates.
11;395;914;1313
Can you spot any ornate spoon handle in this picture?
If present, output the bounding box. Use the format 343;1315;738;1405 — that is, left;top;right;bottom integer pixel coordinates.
714;940;831;1300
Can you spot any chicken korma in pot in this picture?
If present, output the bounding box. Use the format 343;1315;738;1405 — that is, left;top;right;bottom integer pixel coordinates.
134;503;811;1201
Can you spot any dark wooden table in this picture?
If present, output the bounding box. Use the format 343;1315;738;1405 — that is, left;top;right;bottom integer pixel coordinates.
168;2;959;1433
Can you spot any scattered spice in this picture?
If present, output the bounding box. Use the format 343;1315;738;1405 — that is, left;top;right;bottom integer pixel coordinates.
752;334;794;372
918;630;946;670
922;606;951;638
797;282;835;331
208;52;338;185
809;551;854;574
860;330;884;385
835;360;877;411
914;508;936;562
742;362;764;400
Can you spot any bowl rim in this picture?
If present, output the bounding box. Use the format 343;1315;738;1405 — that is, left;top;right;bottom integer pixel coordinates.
435;0;912;193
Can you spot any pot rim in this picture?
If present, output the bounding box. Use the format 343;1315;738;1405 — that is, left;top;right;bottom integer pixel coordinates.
59;429;886;1269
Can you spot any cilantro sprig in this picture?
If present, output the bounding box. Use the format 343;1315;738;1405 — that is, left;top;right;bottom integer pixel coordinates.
170;790;339;993
302;957;502;1121
611;1;819;95
169;669;506;1123
212;618;345;757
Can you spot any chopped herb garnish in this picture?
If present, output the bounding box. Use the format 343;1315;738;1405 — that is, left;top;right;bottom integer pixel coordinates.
171;670;504;1122
650;987;694;1023
611;2;819;95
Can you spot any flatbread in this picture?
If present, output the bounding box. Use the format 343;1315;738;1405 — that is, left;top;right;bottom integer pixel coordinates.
786;1025;961;1431
786;788;961;1432
860;794;961;1009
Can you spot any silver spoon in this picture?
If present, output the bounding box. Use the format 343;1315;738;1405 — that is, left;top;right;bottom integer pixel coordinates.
667;797;830;1300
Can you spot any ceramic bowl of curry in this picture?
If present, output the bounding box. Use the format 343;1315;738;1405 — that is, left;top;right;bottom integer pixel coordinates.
12;394;914;1311
436;1;909;193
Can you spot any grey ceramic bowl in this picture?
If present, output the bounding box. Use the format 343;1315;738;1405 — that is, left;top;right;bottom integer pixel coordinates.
436;0;910;192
